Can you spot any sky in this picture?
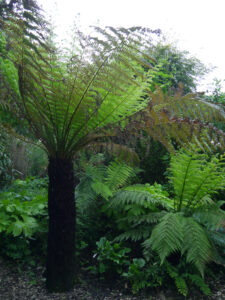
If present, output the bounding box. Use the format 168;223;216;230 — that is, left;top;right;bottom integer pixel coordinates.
38;0;225;92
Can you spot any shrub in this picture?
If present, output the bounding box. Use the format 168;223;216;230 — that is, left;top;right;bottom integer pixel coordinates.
0;177;48;265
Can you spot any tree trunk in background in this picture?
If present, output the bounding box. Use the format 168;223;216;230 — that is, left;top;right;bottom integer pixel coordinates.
46;157;77;292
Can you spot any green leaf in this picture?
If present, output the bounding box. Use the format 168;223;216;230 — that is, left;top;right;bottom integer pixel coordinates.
10;220;24;237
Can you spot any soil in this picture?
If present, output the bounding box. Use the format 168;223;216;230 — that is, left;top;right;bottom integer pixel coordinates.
0;258;224;300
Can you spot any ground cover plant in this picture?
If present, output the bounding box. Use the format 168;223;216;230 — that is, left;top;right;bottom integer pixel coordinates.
0;177;48;266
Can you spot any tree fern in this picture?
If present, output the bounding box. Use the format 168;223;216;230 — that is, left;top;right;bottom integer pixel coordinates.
111;147;225;278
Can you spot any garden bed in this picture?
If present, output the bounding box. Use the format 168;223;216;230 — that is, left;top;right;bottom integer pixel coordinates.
0;258;224;300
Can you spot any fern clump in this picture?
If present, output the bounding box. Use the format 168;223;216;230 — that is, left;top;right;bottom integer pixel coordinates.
110;147;225;295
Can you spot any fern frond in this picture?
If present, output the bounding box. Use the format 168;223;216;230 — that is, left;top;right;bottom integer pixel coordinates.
193;202;225;230
87;142;140;165
206;229;225;249
175;276;188;296
146;213;184;263
105;161;135;191
185;273;211;296
75;176;98;212
110;184;172;210
165;262;188;296
182;217;211;276
169;148;225;210
145;89;225;152
125;211;167;225
115;226;152;242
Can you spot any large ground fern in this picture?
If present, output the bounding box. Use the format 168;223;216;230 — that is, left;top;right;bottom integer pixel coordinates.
110;147;225;276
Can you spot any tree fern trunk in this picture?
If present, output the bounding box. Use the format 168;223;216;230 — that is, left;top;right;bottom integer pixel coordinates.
46;157;77;292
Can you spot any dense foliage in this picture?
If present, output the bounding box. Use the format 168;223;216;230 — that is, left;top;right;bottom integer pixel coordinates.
0;1;225;296
0;150;224;297
0;177;48;264
148;43;209;94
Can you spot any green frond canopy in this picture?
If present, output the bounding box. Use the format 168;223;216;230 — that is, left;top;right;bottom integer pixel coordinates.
2;17;160;158
1;12;225;158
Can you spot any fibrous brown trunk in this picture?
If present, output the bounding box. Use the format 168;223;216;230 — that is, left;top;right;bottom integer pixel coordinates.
46;157;77;292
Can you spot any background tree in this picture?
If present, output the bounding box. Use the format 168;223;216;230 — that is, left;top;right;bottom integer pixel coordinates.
134;43;210;184
149;43;209;94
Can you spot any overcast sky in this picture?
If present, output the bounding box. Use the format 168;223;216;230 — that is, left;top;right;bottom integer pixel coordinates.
38;0;225;92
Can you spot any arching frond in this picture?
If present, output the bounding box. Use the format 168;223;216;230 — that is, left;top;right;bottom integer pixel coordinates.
193;201;225;230
115;226;152;242
2;16;161;158
105;161;135;191
2;10;225;159
109;184;172;209
168;149;225;211
146;212;184;263
125;211;167;225
118;88;225;154
182;217;211;276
